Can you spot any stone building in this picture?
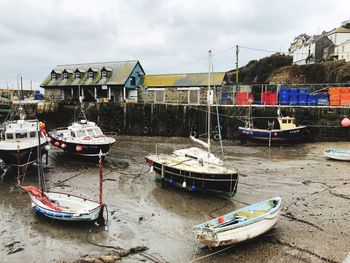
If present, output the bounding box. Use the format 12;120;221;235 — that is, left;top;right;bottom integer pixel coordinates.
140;72;226;104
41;60;145;103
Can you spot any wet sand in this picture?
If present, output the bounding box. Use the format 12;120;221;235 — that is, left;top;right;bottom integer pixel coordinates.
1;136;350;263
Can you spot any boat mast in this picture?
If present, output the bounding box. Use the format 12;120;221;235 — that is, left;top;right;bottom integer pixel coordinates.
207;50;212;156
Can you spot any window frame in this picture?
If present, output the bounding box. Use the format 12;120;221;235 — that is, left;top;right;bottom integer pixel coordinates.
188;88;200;105
154;90;166;103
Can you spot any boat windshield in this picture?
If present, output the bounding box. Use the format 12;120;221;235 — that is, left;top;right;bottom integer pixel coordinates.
86;129;95;137
30;131;36;138
6;133;13;140
76;130;87;138
16;132;27;139
94;128;103;136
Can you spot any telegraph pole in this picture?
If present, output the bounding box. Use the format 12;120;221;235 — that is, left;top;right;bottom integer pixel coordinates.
235;45;239;85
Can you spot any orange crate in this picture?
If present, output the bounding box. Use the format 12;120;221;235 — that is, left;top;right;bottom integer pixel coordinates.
341;88;350;94
329;87;341;95
330;99;340;106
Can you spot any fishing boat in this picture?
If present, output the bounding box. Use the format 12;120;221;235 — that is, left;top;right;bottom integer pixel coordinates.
0;109;49;167
238;115;310;146
145;51;239;197
48;119;116;157
324;149;350;161
193;197;282;248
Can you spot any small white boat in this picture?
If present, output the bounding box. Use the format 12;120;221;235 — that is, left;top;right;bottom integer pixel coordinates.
324;149;350;161
22;186;101;221
193;197;282;247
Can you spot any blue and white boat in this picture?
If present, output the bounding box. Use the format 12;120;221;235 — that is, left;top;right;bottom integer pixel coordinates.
193;197;282;247
324;149;350;161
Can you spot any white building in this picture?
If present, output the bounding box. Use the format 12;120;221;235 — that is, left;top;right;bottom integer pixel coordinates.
335;39;350;61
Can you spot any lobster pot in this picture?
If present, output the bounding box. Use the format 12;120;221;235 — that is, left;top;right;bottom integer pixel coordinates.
289;88;299;105
279;88;290;105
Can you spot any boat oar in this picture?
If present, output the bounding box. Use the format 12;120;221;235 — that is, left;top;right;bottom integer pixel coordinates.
97;150;106;226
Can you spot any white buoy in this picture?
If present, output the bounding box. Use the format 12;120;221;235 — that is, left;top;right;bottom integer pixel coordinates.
182;181;187;188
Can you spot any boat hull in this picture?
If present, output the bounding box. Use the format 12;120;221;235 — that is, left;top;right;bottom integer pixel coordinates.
238;126;310;144
0;142;48;167
324;149;350;161
193;197;282;247
28;191;101;222
145;157;238;197
48;134;114;157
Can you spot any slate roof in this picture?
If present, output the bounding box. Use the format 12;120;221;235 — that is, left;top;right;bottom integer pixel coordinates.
143;72;225;87
41;60;141;87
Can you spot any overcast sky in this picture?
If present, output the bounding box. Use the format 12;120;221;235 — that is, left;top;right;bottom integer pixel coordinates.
0;0;349;90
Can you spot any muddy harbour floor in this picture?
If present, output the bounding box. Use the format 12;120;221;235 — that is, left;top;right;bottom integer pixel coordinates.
1;136;350;263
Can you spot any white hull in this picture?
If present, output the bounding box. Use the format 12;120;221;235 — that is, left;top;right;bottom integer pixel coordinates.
324;150;350;161
196;213;279;247
27;190;101;221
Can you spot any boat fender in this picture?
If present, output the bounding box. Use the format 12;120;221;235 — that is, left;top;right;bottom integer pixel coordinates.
76;145;83;152
182;181;187;188
190;130;196;137
54;141;60;147
61;143;66;149
218;216;225;224
150;166;153;173
143;126;149;134
213;133;221;141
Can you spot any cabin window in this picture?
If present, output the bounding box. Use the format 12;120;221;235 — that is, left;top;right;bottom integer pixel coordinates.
102;71;107;78
6;133;13;140
282;120;287;124
16;132;27;139
94;128;103;136
76;130;87;138
154;90;165;103
51;73;56;80
30;132;36;138
75;72;80;79
188;90;200;104
71;131;76;137
63;72;68;79
87;129;95;136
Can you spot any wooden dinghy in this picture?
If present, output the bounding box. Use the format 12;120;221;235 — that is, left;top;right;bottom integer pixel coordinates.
324;149;350;161
193;197;282;247
22;186;101;221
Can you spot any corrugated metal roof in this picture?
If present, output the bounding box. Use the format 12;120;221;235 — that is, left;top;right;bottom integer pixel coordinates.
143;72;225;87
41;60;140;87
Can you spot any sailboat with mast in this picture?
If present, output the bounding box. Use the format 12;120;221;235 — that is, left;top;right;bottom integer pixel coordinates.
145;51;239;197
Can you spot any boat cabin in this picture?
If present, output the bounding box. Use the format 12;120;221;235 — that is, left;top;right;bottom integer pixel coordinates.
67;121;104;139
3;120;44;141
277;116;297;130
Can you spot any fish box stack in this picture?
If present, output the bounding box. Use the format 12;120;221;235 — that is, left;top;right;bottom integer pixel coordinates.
279;88;290;105
289;88;299;105
308;94;318;106
340;88;350;106
235;92;248;105
329;88;341;106
261;91;277;105
317;93;329;106
298;88;309;106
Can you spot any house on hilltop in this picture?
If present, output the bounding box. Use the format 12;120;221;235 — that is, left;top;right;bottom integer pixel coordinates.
41;60;145;103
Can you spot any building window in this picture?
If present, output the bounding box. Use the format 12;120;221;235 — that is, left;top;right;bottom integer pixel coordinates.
130;76;136;86
75;72;80;79
63;72;68;79
88;71;94;78
51;73;56;80
342;46;345;52
154;90;165;103
188;89;200;104
102;71;107;78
